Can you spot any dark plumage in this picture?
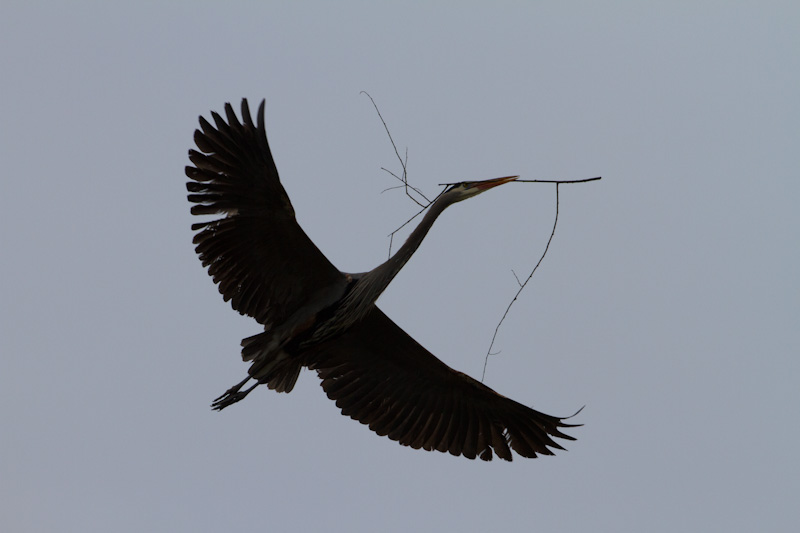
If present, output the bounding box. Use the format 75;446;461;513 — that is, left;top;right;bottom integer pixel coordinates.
186;99;579;461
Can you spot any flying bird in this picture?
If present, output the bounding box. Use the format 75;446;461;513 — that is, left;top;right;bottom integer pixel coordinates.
185;99;579;461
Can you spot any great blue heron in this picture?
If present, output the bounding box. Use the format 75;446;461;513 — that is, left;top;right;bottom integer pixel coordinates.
186;99;579;461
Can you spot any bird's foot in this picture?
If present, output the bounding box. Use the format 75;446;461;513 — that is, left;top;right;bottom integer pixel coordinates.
211;377;258;410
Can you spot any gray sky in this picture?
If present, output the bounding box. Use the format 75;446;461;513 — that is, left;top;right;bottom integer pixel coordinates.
2;2;798;531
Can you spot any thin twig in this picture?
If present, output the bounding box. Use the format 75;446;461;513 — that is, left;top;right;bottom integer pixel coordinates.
515;177;601;184
438;176;601;187
481;184;561;382
385;188;446;259
361;91;430;207
360;91;437;258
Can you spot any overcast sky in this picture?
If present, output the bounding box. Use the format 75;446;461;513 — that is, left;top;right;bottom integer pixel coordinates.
2;2;798;531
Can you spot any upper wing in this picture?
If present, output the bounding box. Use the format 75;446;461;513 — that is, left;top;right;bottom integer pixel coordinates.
186;99;345;326
310;307;579;461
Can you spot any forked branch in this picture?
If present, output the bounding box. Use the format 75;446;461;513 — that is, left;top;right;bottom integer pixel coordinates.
481;183;560;382
481;176;600;381
361;91;430;208
362;93;600;381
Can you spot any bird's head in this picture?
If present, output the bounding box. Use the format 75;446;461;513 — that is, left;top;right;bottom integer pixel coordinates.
441;175;519;204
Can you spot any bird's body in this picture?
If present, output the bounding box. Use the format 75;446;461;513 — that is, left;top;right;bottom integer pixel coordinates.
186;99;578;461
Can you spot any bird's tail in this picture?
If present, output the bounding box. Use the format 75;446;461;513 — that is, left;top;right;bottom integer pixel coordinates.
240;332;303;393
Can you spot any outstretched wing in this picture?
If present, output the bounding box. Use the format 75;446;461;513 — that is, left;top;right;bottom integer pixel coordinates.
310;307;579;461
186;99;345;326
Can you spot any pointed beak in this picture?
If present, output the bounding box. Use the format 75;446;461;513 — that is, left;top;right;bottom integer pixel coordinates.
473;175;519;191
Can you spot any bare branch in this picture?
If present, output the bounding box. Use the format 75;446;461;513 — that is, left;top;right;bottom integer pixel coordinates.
361;91;430;207
438;176;601;187
361;91;439;257
514;176;601;184
379;167;428;206
481;184;562;382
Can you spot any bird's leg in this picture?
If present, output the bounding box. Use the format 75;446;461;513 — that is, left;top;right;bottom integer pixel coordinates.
211;376;258;410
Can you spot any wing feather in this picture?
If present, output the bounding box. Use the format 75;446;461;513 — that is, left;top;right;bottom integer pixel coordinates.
310;307;579;461
186;99;345;326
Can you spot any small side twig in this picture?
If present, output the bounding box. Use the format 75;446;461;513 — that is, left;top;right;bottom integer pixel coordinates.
384;189;445;260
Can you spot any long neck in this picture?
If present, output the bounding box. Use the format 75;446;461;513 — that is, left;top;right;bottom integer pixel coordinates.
342;197;452;315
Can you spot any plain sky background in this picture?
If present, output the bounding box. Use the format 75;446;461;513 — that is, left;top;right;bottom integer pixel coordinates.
2;2;798;531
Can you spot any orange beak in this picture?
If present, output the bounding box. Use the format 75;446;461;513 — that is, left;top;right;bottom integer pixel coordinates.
473;175;519;190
